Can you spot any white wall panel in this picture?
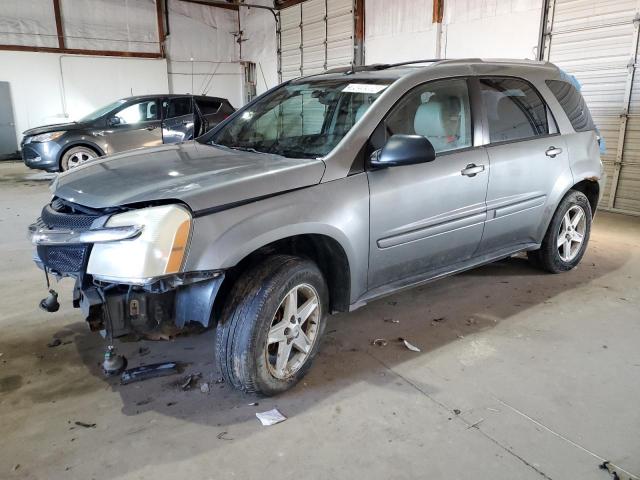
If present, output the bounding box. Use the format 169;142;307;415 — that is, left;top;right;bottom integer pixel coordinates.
365;0;436;63
60;0;159;53
239;0;279;95
0;0;58;48
166;0;242;107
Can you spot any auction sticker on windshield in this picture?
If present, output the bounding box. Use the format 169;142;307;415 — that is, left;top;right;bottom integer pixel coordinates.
342;83;389;94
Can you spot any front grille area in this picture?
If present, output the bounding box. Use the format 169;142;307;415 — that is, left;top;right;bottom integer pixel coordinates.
38;245;89;273
37;198;99;274
41;198;100;230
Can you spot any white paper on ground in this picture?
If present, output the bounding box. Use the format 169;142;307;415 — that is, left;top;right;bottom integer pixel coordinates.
256;408;287;426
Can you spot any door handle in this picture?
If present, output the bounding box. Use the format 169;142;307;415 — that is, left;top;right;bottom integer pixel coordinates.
182;119;192;125
461;163;485;177
545;146;563;158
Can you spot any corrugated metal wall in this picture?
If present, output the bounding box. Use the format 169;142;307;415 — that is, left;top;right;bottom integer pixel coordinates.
279;0;354;81
543;0;640;214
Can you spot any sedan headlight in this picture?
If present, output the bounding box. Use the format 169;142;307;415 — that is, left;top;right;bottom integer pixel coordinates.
87;204;192;283
31;131;66;143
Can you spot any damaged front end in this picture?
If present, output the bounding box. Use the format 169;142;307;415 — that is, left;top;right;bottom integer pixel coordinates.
29;197;224;372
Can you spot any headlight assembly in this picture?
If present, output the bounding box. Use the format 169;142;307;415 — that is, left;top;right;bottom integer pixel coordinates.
31;131;66;143
87;204;192;283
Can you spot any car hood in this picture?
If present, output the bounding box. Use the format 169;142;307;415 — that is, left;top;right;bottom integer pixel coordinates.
23;122;87;136
51;142;326;212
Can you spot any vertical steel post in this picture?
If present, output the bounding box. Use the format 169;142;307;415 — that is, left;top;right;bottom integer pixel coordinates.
608;13;640;209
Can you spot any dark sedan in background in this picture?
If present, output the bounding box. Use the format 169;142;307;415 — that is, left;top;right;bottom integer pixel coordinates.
21;94;235;171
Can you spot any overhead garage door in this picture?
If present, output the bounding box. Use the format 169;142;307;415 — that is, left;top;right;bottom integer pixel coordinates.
543;0;640;214
279;0;355;81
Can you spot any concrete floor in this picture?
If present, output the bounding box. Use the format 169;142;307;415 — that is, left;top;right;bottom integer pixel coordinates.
0;160;638;480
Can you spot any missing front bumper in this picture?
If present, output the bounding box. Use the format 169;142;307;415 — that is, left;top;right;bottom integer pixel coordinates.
78;272;225;338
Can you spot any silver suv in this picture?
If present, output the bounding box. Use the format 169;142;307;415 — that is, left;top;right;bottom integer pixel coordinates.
30;59;603;395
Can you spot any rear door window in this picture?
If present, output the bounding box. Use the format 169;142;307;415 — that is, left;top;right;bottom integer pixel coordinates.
163;97;193;119
546;80;595;132
196;99;222;115
480;77;549;143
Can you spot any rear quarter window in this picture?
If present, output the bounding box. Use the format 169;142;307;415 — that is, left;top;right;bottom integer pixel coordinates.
546;80;595;132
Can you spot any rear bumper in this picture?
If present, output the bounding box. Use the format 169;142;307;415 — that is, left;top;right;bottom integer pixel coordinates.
21;141;61;171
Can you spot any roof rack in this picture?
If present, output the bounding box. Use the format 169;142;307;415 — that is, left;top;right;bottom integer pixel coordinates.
376;59;442;69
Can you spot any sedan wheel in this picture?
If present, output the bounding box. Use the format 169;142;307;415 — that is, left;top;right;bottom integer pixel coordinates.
61;146;97;171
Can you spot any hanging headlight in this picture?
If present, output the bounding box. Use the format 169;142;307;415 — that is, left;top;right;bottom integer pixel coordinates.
87;204;192;284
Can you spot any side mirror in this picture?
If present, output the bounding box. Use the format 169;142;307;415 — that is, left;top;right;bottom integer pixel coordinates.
107;116;121;127
370;134;436;168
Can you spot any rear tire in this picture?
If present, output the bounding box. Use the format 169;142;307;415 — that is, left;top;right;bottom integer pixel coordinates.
215;255;328;395
60;146;98;171
529;190;592;273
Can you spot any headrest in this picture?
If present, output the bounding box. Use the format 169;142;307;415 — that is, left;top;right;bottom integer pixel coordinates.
414;101;447;138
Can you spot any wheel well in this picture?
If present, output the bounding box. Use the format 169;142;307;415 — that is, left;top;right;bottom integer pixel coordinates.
58;143;103;169
571;179;599;216
212;234;351;322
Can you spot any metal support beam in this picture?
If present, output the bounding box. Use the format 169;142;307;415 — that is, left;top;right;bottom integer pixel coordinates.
608;14;640;209
0;44;163;58
540;0;556;61
354;0;364;66
52;0;65;49
156;0;166;57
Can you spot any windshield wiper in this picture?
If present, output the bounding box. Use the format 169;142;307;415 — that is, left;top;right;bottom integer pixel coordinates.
227;146;270;155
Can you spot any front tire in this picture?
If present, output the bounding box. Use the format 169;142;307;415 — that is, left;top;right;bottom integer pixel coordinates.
215;255;328;395
60;146;98;171
528;190;592;273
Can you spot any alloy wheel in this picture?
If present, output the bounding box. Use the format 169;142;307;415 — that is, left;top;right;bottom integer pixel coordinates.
557;205;586;262
266;283;321;379
67;150;95;169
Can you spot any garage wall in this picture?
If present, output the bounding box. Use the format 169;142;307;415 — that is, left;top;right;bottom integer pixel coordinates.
0;0;247;147
0;50;168;144
240;0;279;96
365;0;542;63
166;0;243;107
543;0;640;215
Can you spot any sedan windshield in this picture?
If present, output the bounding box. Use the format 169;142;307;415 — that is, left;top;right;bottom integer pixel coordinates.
79;99;127;122
208;79;392;158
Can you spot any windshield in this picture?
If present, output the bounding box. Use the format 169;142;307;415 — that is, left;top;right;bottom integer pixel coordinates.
79;99;127;122
208;79;392;158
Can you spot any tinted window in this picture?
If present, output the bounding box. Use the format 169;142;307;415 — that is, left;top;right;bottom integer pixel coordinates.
163;97;192;119
480;78;548;143
114;100;159;124
546;80;595;132
384;78;472;154
197;99;222;115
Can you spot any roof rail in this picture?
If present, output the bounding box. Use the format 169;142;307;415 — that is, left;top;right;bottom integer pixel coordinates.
379;59;442;69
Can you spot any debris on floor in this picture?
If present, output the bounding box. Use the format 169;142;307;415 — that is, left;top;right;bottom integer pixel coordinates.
466;318;477;326
180;372;202;391
217;431;232;441
47;338;61;348
399;338;421;352
467;418;485;429
372;338;388;347
74;421;96;429
200;382;210;393
137;347;150;356
384;318;400;324
256;408;287;426
248;402;259;406
120;362;181;385
598;460;635;480
432;317;446;324
453;409;461;415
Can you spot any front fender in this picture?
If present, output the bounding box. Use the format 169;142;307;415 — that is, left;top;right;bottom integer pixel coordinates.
184;174;370;303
